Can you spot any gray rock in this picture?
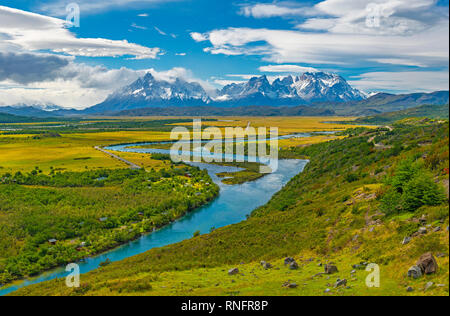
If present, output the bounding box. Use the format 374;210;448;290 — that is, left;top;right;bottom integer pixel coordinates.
407;265;422;279
406;286;414;292
351;270;356;274
289;261;299;270
433;226;441;232
262;262;273;270
334;279;347;288
284;257;295;265
402;237;411;245
424;282;434;291
418;227;427;235
324;264;338;274
228;268;239;276
282;282;298;289
324;288;331;293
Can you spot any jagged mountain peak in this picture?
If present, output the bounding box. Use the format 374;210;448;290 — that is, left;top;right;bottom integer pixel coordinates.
85;71;366;113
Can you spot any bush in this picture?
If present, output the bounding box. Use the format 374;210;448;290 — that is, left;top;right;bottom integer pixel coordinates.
402;172;446;212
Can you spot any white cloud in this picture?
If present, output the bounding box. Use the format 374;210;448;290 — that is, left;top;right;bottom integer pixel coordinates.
131;23;148;30
194;21;449;67
259;64;319;73
39;0;183;16
154;26;167;36
190;32;208;42
0;5;160;59
176;53;187;56
348;71;450;93
0;65;211;109
240;3;315;18
242;0;445;36
138;13;149;17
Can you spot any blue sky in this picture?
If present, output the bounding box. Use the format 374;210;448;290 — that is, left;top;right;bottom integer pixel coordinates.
0;0;448;108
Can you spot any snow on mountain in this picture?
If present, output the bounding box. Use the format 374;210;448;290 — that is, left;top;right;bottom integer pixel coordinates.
85;71;366;113
217;72;366;105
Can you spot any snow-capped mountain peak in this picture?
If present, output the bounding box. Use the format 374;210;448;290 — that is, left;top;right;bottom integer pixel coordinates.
86;71;366;113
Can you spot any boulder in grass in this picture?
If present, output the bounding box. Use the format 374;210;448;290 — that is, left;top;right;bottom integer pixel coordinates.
402;237;411;245
284;257;295;265
289;261;299;270
417;253;438;275
324;264;338;274
228;268;239;276
407;265;422;279
334;279;347;288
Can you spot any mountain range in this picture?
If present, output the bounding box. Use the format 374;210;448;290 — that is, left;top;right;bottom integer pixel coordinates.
85;72;366;113
0;71;448;117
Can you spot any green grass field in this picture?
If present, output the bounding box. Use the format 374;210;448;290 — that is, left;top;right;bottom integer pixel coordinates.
8;118;448;296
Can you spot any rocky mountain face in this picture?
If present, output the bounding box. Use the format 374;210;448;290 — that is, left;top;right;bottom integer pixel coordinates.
84;73;212;114
216;73;366;105
85;72;366;113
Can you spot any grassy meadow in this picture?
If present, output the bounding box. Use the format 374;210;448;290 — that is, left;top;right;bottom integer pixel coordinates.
1;116;448;296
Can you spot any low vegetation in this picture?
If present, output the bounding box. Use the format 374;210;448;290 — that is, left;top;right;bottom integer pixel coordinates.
12;119;448;296
0;166;218;285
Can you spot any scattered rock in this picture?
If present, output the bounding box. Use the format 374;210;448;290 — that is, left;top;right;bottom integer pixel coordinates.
324;288;331;293
417;253;438;275
433;226;441;232
424;282;434;291
324;264;338;274
418;227;427;235
260;261;272;270
334;279;347;288
407;265;423;279
289;261;299;270
419;215;427;225
282;282;298;289
317;263;323;267
436;253;446;258
402;237;411;245
406;286;414;292
284;257;296;265
351;270;356;274
228;268;239;276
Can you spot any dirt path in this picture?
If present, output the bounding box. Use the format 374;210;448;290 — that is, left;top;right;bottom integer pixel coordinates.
94;146;142;169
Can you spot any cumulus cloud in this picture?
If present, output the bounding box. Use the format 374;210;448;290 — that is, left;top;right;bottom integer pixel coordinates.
190;32;208;42
0;5;160;59
0;64;213;108
0;52;71;84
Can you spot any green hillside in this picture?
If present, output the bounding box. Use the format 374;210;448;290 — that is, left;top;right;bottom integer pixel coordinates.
12;120;449;296
354;104;449;125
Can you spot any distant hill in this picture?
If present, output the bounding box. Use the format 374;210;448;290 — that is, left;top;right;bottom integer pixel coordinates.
114;105;336;117
324;91;449;116
0;112;42;123
354;103;449;124
0;105;79;118
1;90;448;118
